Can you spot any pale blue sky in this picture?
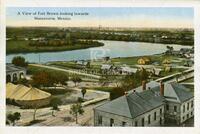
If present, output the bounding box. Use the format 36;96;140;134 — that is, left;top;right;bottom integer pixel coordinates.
7;7;194;28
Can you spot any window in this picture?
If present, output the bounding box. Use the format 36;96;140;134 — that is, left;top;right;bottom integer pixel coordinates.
191;112;193;116
187;114;189;119
191;101;194;108
135;121;138;126
110;118;114;126
160;117;162;125
154;112;157;121
122;122;126;127
98;115;102;125
166;104;169;110
174;106;177;112
187;102;189;110
142;118;145;126
160;108;162;114
148;115;151;124
183;105;185;113
183;116;185;120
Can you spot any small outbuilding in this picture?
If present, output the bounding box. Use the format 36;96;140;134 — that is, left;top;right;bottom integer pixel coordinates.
137;57;151;65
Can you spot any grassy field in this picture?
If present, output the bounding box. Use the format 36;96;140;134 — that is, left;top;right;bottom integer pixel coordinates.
6;40;104;54
49;54;183;68
47;53;187;78
111;54;184;66
27;65;72;76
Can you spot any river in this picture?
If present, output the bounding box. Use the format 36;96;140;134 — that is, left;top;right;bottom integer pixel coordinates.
6;40;192;63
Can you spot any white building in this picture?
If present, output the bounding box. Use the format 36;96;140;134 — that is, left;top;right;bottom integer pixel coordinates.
94;81;193;126
6;64;27;83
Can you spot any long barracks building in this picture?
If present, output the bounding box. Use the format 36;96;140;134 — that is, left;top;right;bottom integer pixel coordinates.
94;81;194;126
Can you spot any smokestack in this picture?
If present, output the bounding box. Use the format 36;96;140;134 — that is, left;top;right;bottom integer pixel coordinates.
124;91;128;96
160;81;164;96
142;80;146;91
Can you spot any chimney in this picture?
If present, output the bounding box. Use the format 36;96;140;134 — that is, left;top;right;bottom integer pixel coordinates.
142;80;146;91
160;81;164;96
124;91;128;96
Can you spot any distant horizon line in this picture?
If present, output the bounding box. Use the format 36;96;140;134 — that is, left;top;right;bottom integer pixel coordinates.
6;26;194;30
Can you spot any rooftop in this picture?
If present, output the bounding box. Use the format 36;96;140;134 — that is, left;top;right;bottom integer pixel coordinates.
129;81;160;93
6;63;26;73
95;82;193;118
95;87;164;119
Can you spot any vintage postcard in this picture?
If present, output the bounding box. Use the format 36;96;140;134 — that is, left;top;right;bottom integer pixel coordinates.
5;7;195;128
1;0;200;133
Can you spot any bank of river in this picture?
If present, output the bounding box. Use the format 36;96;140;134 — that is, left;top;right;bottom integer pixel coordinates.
6;40;192;63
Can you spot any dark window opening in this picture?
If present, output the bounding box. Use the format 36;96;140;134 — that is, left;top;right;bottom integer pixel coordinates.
110;118;114;126
174;106;177;112
166;104;169;110
160;117;162;125
142;118;145;126
122;122;126;127
154;112;157;121
183;105;185;113
148;115;151;124
135;121;138;126
98;116;102;125
160;108;162;114
191;101;194;108
187;103;189;110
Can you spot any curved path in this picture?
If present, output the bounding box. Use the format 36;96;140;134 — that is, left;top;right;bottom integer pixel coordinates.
29;64;101;79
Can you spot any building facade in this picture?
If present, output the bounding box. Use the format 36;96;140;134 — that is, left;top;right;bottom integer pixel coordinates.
94;82;193;127
6;64;27;83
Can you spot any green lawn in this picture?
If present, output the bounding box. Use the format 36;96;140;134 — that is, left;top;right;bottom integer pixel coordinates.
6;40;103;54
27;65;72;76
111;54;183;66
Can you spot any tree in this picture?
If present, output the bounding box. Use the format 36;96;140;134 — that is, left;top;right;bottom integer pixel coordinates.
12;56;27;67
17;78;29;86
121;74;135;91
110;87;125;100
31;71;52;88
81;88;87;99
50;98;62;116
7;112;21;126
50;72;69;86
77;97;83;103
58;73;69;85
69;103;84;124
71;76;82;87
166;46;174;53
135;68;149;81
